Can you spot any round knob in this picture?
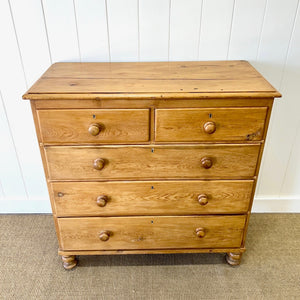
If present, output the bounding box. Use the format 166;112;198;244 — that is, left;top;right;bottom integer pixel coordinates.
88;123;102;136
198;194;208;205
201;157;213;169
99;231;110;241
203;121;216;134
93;158;105;170
196;228;206;238
96;195;108;207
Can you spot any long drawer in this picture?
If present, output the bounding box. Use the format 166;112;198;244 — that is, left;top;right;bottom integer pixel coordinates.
45;145;260;180
155;107;267;142
52;180;253;216
57;215;246;250
37;109;150;144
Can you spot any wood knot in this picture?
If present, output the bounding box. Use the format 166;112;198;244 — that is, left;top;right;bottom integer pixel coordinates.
69;82;77;86
246;129;261;140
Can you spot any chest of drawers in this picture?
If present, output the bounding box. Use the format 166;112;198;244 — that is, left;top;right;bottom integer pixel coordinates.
23;61;281;269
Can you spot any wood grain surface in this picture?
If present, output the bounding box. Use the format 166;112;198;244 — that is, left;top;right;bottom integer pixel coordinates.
45;144;261;180
37;109;150;144
155;107;267;142
22;61;281;99
57;215;246;250
52;180;253;216
58;247;246;256
34;98;274;109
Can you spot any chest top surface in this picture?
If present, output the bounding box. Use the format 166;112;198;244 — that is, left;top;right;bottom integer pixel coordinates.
23;61;281;100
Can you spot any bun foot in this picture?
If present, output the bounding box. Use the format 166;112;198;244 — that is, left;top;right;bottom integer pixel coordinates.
226;252;242;266
62;255;78;270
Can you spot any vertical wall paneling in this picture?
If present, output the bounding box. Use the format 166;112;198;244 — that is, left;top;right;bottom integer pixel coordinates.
9;0;51;86
42;0;81;62
139;0;169;61
281;121;300;196
1;0;300;212
228;0;267;61
0;91;27;200
74;0;110;62
106;0;139;61
255;0;299;197
254;0;299;88
279;4;300;196
198;0;235;60
169;0;203;61
0;0;48;201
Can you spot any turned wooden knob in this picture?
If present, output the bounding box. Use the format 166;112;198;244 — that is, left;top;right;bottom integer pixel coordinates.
203;121;216;134
88;123;102;136
198;194;208;205
196;228;206;238
96;195;108;207
201;157;213;169
99;231;110;241
93;158;105;170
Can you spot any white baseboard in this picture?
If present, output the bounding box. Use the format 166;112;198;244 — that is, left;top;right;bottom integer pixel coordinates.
252;197;300;213
0;198;51;213
0;197;299;213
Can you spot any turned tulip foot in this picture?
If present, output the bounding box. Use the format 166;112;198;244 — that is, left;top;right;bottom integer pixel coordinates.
226;252;242;266
62;255;78;270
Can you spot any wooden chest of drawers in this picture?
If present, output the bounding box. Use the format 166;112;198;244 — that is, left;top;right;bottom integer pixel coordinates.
23;61;281;269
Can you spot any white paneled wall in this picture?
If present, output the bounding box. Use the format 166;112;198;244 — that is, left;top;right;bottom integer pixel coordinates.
0;0;300;213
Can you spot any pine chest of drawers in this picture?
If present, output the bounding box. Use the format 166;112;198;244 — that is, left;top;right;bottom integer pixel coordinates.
23;61;281;269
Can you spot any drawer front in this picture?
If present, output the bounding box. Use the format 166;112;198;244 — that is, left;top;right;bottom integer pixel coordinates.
52;180;253;216
46;145;260;180
58;215;246;250
155;107;267;142
37;109;150;143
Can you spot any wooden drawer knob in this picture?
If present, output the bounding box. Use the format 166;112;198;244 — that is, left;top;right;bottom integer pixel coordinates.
203;121;216;134
196;228;206;238
198;194;208;205
93;158;105;170
96;195;108;207
88;123;102;136
99;231;110;241
201;157;213;169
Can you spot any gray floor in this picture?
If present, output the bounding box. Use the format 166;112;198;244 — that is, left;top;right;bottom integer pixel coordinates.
0;214;299;299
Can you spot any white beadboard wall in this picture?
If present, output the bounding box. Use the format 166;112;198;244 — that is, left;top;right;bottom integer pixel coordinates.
0;0;300;213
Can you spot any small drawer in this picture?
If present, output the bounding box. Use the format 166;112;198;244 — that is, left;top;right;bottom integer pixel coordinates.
45;144;260;180
37;109;150;144
52;180;253;216
57;215;246;250
155;107;268;142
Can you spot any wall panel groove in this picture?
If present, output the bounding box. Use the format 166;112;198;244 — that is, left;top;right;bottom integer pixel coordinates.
0;90;27;199
278;0;300;90
105;0;111;62
255;0;268;61
72;0;82;62
226;0;236;59
40;0;53;64
8;0;28;88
